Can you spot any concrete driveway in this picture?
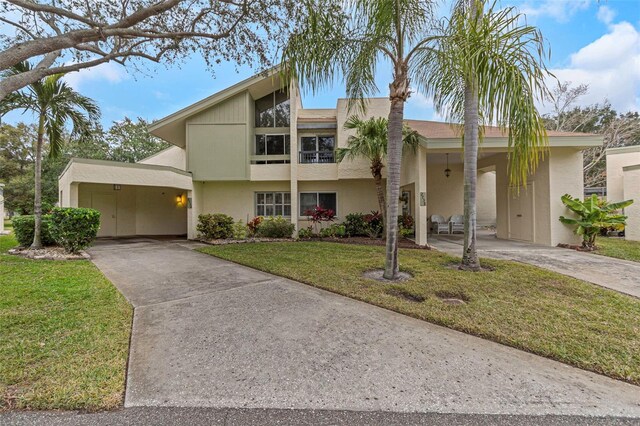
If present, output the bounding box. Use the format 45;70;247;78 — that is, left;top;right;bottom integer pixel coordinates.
89;238;640;417
430;231;640;298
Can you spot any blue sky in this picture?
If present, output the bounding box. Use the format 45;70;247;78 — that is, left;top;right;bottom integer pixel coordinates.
5;0;640;127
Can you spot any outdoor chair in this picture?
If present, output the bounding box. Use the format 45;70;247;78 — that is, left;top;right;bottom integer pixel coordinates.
449;215;464;234
430;215;449;234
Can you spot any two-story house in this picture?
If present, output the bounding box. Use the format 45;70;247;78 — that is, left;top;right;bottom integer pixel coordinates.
59;68;602;246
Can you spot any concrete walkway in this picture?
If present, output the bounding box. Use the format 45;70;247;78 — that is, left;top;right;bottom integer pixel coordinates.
429;231;640;298
88;238;640;417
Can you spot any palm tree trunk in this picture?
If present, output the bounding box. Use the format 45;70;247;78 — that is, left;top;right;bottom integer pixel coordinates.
31;115;45;249
384;85;406;280
460;78;481;271
371;162;386;226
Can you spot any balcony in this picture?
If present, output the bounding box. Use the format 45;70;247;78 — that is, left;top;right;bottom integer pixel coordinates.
299;151;335;164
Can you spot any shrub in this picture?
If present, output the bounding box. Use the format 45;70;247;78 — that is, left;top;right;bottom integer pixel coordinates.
232;220;248;240
363;211;384;238
247;216;263;237
12;215;55;247
398;214;414;230
257;216;295;238
320;223;346;238
197;213;234;240
305;206;335;233
398;214;414;238
559;194;633;250
49;207;101;253
298;227;314;239
343;213;368;237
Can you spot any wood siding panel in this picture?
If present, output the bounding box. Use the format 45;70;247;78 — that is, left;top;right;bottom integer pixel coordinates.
188;124;248;180
188;92;247;124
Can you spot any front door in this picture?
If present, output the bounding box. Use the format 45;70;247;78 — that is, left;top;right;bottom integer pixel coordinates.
92;193;117;237
508;184;534;242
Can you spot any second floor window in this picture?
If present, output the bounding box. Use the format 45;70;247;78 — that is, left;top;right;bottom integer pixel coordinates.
300;135;335;163
253;134;290;164
255;89;290;127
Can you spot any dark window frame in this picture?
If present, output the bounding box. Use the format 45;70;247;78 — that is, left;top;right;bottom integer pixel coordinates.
299;192;337;217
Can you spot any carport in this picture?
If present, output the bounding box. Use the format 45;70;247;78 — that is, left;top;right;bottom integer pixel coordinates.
58;158;192;237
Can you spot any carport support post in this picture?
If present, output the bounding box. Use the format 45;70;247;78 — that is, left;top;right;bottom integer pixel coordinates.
414;147;428;246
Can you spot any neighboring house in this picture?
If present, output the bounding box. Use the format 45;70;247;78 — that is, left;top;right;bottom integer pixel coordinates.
58;69;601;246
606;146;640;241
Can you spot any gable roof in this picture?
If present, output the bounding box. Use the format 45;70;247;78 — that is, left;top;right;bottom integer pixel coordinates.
149;66;285;147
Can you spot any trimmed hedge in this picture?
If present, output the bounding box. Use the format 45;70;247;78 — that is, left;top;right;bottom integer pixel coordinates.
12;215;55;247
50;207;101;253
197;213;235;240
257;216;295;238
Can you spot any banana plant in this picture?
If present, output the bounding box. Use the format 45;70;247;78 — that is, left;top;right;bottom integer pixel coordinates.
559;194;633;250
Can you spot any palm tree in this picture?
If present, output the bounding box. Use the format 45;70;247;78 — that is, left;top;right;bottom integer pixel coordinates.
0;62;99;248
421;0;551;270
337;115;420;226
283;0;438;280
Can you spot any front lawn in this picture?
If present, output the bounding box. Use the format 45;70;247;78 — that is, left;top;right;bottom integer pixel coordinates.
200;242;640;385
0;234;132;410
595;237;640;262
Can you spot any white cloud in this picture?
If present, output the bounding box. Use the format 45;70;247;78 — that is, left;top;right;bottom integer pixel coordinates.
63;62;127;89
596;5;616;25
520;0;590;23
547;21;640;113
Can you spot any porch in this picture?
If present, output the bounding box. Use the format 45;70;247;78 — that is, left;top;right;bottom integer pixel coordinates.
401;146;586;247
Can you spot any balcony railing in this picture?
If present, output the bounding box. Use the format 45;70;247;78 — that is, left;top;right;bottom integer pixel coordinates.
299;151;335;164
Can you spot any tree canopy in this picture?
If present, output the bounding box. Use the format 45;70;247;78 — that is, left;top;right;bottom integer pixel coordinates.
0;117;170;214
0;0;301;99
543;82;640;187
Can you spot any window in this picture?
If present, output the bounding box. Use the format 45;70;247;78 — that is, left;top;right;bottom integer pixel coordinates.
299;135;335;163
255;90;290;127
253;134;290;164
299;192;337;216
256;192;291;216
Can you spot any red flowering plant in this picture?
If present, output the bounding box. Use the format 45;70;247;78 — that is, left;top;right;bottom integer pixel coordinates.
247;216;263;237
304;206;336;234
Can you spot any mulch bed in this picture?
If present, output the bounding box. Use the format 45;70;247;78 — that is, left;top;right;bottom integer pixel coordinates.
198;236;430;249
8;246;90;260
199;237;296;245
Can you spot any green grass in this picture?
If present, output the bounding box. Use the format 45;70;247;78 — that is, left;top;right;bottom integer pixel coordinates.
199;241;640;385
595;237;640;262
0;234;132;411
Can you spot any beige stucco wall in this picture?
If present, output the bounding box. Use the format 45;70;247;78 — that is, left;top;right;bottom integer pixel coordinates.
139;146;186;170
548;148;584;246
200;181;291;224
335;98;390;180
607;146;640;202
425;161;495;227
477;171;497;226
78;183;187;236
194;179;379;235
480;148;582;246
623;165;640;241
59;159;192;191
427;161;464;221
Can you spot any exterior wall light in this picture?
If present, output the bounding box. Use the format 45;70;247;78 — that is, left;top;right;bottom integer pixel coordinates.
444;153;451;178
176;194;186;206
